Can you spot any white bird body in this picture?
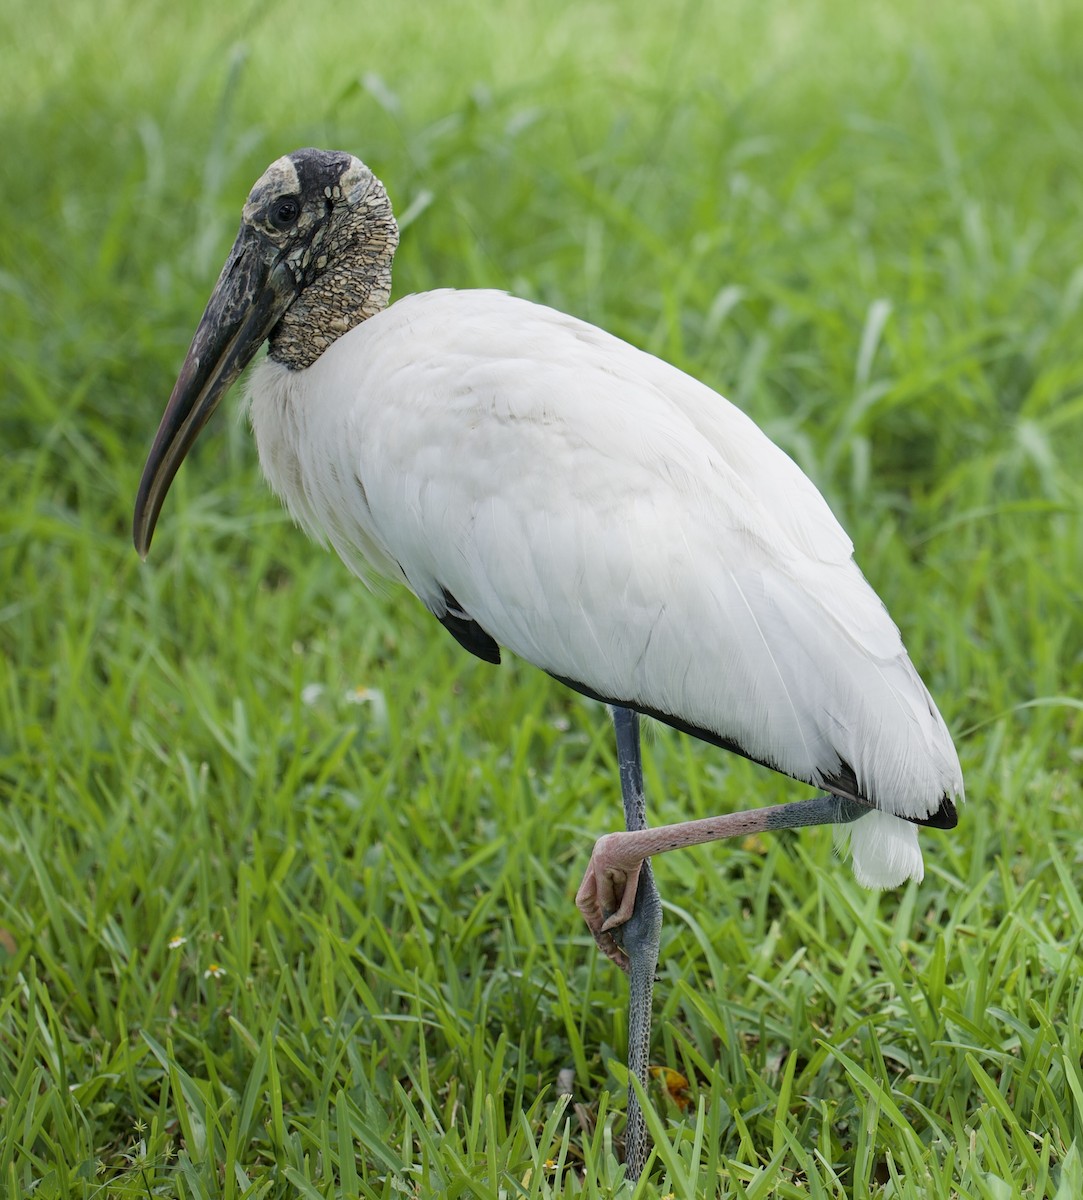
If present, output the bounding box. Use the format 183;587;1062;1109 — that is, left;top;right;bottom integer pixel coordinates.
135;150;964;1177
246;287;963;886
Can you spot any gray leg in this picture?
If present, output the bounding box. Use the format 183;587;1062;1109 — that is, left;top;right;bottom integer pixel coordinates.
575;715;872;1179
610;706;661;1182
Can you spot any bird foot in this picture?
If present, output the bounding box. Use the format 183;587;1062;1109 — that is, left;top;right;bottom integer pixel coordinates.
575;832;646;975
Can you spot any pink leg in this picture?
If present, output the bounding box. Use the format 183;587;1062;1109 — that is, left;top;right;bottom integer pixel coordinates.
576;794;869;961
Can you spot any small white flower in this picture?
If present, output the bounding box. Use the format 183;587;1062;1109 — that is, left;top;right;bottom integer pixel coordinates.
344;685;388;727
204;963;226;979
167;934;187;950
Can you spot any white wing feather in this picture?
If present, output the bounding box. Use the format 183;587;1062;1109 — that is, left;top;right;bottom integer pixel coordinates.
247;289;962;887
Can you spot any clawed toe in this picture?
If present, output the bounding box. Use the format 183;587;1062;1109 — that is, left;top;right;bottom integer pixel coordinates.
594;927;631;974
575;833;646;973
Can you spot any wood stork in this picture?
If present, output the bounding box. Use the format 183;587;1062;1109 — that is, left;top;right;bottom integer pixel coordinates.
133;148;963;1179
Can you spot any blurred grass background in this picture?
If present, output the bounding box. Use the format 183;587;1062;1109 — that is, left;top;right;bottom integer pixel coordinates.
2;0;1082;1195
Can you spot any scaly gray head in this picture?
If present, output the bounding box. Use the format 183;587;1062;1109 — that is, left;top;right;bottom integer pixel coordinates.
133;148;398;556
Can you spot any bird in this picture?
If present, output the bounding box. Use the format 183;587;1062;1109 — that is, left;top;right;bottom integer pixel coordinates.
133;147;963;1180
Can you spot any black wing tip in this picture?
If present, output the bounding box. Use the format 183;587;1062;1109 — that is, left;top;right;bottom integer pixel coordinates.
909;796;959;830
824;759;960;832
435;588;502;665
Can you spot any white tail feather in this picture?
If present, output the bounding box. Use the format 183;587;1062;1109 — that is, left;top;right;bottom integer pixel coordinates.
845;810;924;889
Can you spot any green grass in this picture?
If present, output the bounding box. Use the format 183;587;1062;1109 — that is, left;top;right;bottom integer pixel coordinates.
2;0;1082;1194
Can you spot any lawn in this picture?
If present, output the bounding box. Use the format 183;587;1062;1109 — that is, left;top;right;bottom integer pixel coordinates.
2;0;1082;1195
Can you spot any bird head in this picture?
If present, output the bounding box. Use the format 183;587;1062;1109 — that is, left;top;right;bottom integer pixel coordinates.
133;148;397;557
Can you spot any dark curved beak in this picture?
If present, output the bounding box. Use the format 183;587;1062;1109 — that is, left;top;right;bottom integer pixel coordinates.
133;226;299;557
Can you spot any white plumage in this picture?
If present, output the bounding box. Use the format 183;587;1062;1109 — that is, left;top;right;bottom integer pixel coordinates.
134;149;964;1179
246;288;962;887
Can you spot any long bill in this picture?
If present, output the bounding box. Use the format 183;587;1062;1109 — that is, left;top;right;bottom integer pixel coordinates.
133;227;299;558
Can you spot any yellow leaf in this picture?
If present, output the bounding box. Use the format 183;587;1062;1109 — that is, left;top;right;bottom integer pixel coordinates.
649;1065;692;1110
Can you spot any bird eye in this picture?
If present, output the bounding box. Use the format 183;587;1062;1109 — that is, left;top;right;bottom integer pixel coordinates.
270;197;301;230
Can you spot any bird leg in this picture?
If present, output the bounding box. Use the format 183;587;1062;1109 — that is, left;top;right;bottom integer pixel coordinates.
576;791;871;947
574;735;872;1183
576;708;661;971
598;706;662;1182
